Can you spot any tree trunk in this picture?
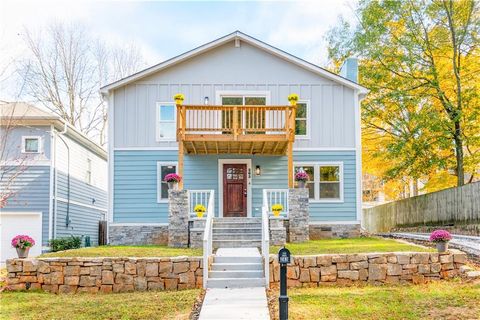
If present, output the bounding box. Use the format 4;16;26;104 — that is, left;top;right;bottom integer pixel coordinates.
453;120;465;186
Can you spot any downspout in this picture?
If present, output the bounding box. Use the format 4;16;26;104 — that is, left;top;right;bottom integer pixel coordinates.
55;122;71;229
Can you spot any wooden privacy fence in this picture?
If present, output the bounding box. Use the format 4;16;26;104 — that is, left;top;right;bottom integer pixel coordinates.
363;182;480;233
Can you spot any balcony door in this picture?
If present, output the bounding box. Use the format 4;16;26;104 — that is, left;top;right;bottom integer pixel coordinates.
221;96;266;134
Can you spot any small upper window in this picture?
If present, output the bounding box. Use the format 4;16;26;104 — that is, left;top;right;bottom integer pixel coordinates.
295;101;308;137
157;103;176;140
22;136;41;153
85;158;92;185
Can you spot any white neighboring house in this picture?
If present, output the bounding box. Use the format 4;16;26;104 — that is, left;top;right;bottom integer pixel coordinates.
0;102;107;264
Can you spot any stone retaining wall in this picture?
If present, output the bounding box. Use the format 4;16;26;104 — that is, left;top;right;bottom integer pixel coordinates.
268;250;467;286
6;257;203;293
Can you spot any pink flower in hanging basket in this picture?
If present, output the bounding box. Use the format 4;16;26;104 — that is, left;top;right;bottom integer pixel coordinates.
164;173;182;182
11;235;36;249
294;171;309;182
429;230;452;243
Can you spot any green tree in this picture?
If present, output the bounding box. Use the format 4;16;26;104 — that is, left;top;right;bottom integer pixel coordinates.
328;0;480;190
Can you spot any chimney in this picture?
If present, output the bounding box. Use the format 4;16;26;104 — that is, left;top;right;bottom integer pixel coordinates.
339;57;358;83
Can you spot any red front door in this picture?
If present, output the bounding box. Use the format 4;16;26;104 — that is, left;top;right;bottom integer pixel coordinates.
223;164;247;217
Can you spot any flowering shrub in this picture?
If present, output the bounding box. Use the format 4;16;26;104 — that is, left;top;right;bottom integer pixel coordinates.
295;171;309;182
11;235;35;249
164;173;182;182
287;93;299;103
271;204;283;212
429;230;452;242
174;93;185;102
194;204;206;213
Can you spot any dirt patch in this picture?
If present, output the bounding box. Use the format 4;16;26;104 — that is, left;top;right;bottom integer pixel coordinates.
426;306;478;320
189;289;206;320
267;285;280;320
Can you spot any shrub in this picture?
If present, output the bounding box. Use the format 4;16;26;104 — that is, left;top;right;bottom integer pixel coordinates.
49;236;82;252
429;230;452;242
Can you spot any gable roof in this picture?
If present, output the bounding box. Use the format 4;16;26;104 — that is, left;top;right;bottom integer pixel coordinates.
0;102;107;159
100;31;368;95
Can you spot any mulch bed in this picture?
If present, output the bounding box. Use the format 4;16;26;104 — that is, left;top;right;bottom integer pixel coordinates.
266;285;280;320
189;289;206;320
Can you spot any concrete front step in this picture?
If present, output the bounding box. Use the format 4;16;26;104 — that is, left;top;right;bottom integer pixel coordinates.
213;240;262;248
214;255;263;264
212;227;262;234
209;270;264;278
213;233;262;241
211;262;263;271
212;223;262;229
206;277;266;288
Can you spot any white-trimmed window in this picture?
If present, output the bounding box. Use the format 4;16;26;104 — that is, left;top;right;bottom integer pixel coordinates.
21;136;42;153
295;101;309;138
157;162;178;202
85;158;92;185
294;162;343;202
156;102;176;141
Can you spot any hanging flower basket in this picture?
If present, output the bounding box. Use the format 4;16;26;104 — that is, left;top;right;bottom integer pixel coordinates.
295;171;309;188
288;93;299;106
194;204;207;218
164;173;182;190
174;93;185;105
11;235;35;258
429;230;452;253
271;204;283;217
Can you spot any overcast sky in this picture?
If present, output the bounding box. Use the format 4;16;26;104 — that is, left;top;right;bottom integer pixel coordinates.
0;0;357;99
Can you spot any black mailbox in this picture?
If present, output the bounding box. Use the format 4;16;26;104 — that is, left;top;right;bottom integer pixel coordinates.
278;247;291;320
278;247;291;265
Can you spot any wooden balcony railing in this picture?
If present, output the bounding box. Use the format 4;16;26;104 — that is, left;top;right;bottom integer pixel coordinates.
176;104;296;156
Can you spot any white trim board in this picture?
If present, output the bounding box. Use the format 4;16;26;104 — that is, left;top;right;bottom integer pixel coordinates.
100;31;368;94
109;223;169;227
218;159;252;218
55;197;107;212
113;147;356;151
309;221;361;225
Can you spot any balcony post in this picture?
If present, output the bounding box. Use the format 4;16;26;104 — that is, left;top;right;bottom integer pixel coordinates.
287;141;293;188
232;106;239;140
178;141;184;190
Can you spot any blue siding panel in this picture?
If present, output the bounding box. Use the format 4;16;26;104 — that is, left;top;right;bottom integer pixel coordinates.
113;150;357;223
1;166;51;246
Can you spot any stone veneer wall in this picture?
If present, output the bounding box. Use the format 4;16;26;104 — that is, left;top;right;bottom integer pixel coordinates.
168;190;189;247
268;250;467;286
288;188;309;242
109;225;168;245
6;257;203;293
309;223;361;239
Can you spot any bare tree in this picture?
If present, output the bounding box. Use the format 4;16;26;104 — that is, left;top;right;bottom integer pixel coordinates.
18;22;146;145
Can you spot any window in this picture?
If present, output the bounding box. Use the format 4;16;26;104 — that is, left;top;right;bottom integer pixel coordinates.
22;136;41;153
157;162;177;201
294;163;343;201
295;101;309;137
85;158;92;184
156;103;176;140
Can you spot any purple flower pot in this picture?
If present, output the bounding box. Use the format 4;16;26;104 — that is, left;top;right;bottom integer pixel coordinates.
16;247;30;259
167;181;178;190
297;181;306;188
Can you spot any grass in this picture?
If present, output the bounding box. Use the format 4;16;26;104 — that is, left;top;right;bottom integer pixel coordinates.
269;280;480;320
270;237;433;255
0;289;200;320
40;245;202;258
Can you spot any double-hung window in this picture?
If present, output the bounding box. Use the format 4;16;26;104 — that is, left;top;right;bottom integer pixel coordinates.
157;162;177;202
22;136;41;153
295;101;309;138
156;103;176;141
294;162;343;201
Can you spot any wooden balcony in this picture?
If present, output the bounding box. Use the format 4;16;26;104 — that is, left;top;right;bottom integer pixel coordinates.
176;104;296;156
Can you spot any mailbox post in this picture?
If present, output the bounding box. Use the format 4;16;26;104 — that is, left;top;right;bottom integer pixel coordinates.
278;247;291;320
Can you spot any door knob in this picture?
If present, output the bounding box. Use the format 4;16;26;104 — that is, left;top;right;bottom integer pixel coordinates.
244;189;247;197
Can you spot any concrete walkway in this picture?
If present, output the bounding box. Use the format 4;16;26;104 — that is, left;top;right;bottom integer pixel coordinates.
199;247;270;320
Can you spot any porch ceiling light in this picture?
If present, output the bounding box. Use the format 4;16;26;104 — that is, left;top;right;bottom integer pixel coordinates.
204;96;209;105
255;165;261;176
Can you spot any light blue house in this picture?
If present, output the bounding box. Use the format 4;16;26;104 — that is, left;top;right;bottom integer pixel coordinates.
0;103;107;262
101;31;368;245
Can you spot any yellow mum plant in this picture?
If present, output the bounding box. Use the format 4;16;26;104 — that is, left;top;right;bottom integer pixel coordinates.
271;204;283;216
287;93;299;106
194;204;206;212
174;93;185;105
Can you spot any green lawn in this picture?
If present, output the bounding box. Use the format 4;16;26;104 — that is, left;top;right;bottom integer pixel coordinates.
0;289;200;320
269;281;480;320
270;237;433;255
40;245;202;258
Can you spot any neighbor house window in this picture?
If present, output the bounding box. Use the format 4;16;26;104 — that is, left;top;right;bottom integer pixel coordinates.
21;136;41;153
156;102;176;140
157;162;177;201
85;158;92;184
295;101;309;137
294;163;343;201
